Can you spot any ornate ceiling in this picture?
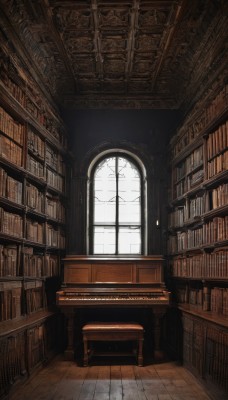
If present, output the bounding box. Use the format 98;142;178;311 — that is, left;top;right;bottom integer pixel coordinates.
0;0;227;109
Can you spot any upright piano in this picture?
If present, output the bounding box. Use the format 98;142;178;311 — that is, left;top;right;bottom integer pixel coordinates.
56;255;170;360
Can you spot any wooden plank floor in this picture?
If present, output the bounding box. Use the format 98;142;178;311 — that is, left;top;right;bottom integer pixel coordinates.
9;355;213;400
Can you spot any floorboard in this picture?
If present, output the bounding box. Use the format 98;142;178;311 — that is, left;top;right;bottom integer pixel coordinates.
8;355;213;400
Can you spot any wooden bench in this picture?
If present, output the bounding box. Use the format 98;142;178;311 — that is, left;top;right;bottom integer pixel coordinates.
82;322;144;366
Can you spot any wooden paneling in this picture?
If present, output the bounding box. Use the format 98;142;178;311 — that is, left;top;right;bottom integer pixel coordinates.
137;264;162;283
92;263;133;283
63;256;164;285
64;264;91;283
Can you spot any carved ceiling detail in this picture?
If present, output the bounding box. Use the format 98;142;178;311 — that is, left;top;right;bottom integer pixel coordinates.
0;0;227;110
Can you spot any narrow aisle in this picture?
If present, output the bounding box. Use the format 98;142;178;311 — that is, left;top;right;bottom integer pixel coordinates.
9;355;213;400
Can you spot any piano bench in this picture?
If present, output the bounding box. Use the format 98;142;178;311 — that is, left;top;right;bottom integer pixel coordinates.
82;322;144;367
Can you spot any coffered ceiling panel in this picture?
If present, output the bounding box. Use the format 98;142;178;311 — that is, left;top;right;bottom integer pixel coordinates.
0;0;227;109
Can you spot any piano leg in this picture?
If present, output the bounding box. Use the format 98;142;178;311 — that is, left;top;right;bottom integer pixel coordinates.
153;310;165;361
64;310;75;360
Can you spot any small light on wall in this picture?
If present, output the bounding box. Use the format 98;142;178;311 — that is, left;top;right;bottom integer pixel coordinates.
156;219;159;226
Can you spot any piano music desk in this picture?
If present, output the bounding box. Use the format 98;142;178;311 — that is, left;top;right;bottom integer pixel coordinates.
82;322;144;366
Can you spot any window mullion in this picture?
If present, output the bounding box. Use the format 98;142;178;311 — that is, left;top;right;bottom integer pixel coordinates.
116;156;119;255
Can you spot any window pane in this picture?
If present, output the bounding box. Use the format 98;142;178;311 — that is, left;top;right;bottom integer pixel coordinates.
118;157;141;224
118;227;141;254
94;157;116;224
93;226;115;254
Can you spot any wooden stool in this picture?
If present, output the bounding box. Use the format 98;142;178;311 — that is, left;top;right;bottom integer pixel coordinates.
82;322;144;366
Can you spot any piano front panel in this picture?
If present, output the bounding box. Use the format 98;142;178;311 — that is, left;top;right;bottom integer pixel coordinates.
92;263;134;283
137;263;162;283
63;257;164;285
64;263;91;283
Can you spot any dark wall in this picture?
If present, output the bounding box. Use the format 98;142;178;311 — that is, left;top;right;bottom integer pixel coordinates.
61;109;181;255
63;109;181;163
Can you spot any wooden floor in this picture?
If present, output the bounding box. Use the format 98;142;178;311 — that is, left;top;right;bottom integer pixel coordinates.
7;355;214;400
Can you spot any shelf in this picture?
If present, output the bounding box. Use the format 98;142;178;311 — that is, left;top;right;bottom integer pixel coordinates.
0;80;67;154
172;276;228;282
178;304;228;328
0;309;57;337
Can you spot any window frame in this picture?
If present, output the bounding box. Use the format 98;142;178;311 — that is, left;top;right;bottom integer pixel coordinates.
88;150;147;255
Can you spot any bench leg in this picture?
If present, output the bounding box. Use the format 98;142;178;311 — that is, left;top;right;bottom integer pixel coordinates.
138;338;143;366
83;338;88;367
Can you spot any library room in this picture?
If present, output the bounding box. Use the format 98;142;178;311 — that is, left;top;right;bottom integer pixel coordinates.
0;1;227;399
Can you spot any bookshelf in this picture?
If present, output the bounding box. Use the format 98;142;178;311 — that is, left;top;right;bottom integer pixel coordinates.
168;82;228;396
0;27;67;397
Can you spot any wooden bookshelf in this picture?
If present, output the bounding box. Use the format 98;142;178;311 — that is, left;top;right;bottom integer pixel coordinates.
0;21;67;398
168;82;228;396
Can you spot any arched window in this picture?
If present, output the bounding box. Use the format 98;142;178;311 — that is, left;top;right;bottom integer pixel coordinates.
89;152;146;255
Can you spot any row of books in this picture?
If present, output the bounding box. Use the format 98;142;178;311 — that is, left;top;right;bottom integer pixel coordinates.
169;214;228;252
172;111;205;158
0;141;66;195
0;171;66;221
175;145;204;182
46;145;65;175
27;187;66;221
169;206;186;228
172;249;228;278
26;219;44;243
0;244;60;278
175;229;204;251
46;195;65;222
0;105;24;145
23;250;59;278
27;154;44;178
205;84;228;125
211;287;228;316
189;195;205;219
0;208;23;238
0;244;18;277
1;70;25;106
186;168;204;190
0;207;66;244
0;167;23;204
202;216;228;244
207;150;228;179
0;134;23;167
0;44;67;148
207;121;228;160
172;85;228;158
24;281;47;314
0;281;47;322
27;157;65;192
27;182;44;212
0;281;22;321
170;195;206;227
46;167;64;192
46;225;66;248
174;167;205;197
210;183;228;209
28;126;45;159
177;286;228;316
185;146;203;174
